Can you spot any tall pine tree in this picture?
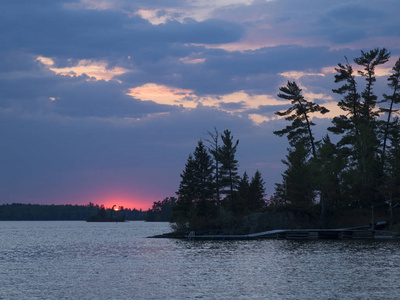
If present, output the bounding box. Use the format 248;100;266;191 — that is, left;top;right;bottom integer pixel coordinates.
328;48;391;207
274;81;329;157
219;130;240;211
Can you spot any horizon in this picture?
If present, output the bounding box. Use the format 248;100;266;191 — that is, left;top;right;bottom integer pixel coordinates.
0;202;146;211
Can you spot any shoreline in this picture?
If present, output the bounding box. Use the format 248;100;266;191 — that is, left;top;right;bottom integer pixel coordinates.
150;228;400;240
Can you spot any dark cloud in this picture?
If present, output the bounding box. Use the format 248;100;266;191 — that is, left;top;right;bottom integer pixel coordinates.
327;3;385;23
314;1;399;43
0;2;244;60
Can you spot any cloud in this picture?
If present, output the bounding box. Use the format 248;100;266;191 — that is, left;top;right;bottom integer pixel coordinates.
0;1;244;62
37;56;130;81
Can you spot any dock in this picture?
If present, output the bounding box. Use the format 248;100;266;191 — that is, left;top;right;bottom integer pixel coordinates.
185;228;400;240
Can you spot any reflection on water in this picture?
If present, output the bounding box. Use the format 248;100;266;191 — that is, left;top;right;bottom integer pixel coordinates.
1;221;400;299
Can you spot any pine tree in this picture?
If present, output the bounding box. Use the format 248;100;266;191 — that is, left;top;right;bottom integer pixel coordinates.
274;81;329;157
380;58;400;168
312;135;345;212
173;141;215;227
192;140;215;216
219;130;240;210
277;142;315;207
248;170;266;212
355;48;390;123
384;118;400;205
328;48;391;207
233;171;250;215
238;172;250;202
173;154;196;224
205;127;222;210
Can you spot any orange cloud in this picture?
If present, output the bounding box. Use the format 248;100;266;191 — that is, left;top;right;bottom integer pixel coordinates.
128;83;197;107
37;56;129;81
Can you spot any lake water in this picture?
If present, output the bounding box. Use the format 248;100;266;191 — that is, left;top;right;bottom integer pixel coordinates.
1;221;400;299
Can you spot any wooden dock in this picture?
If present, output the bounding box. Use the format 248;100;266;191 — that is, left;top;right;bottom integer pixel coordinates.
185;228;400;240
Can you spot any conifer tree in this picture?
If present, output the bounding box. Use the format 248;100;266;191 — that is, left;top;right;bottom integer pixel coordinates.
206;127;222;210
238;170;250;193
173;141;215;227
274;81;329;157
276;142;315;207
174;154;196;223
237;172;250;213
219;130;240;209
192;140;215;216
386;118;400;204
248;170;266;212
311;135;345;212
328;48;391;207
380;58;400;167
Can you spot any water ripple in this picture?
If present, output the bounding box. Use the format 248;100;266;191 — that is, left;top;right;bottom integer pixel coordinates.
1;222;400;299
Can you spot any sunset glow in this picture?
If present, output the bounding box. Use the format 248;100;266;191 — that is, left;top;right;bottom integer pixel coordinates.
90;194;155;211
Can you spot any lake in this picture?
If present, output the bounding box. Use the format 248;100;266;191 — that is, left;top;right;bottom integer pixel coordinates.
1;221;400;299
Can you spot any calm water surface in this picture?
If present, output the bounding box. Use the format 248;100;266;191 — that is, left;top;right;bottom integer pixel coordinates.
1;221;400;299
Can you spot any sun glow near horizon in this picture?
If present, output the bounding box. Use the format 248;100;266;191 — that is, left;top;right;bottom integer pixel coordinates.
91;195;154;211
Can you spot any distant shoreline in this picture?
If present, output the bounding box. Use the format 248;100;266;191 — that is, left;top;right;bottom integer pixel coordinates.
0;203;145;221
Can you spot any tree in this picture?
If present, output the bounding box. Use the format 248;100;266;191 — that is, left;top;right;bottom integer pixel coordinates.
173;141;215;228
146;197;177;222
192;140;215;216
248;170;266;212
219;130;240;210
174;154;196;224
274;81;329;157
205;127;222;210
383;118;400;205
238;172;250;202
380;58;400;168
355;48;390;123
311;135;345;215
275;142;315;207
328;48;391;207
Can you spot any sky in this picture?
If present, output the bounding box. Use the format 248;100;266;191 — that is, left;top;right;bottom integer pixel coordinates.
1;0;400;210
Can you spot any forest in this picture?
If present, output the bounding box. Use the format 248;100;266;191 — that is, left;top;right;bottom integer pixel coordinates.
0;203;145;221
170;48;400;232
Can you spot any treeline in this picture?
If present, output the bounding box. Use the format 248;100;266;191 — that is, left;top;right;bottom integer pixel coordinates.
0;203;145;221
270;48;400;219
171;129;266;231
145;197;177;222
